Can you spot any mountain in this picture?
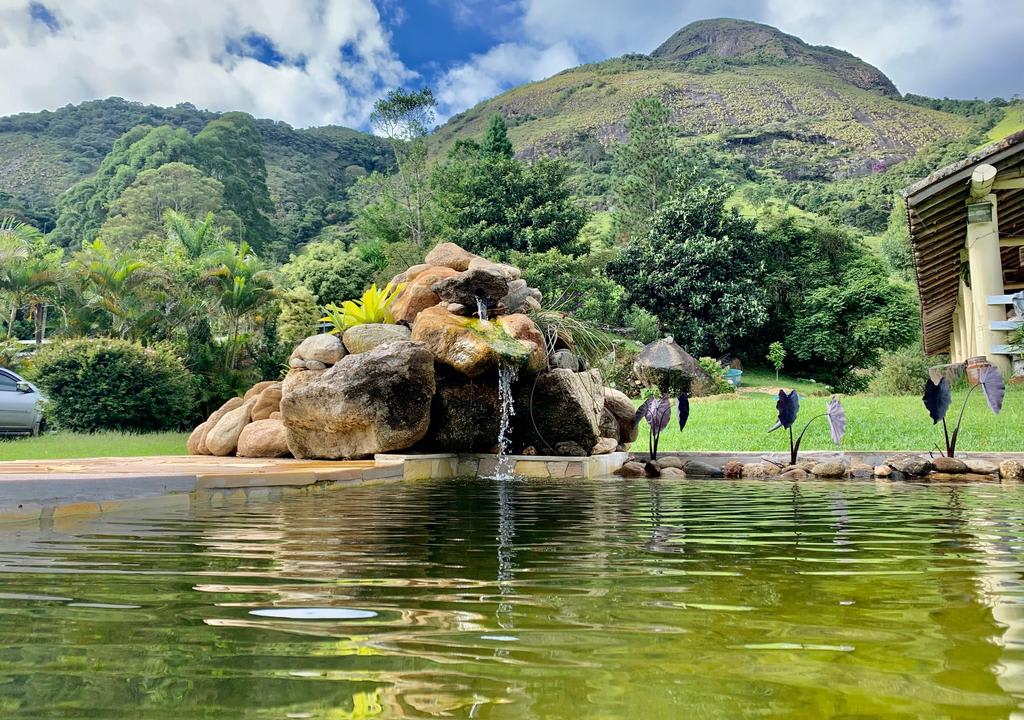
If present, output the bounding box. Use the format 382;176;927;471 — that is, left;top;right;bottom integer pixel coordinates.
433;19;977;185
0;97;393;232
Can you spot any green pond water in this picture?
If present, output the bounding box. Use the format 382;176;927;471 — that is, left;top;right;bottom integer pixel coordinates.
2;478;1024;719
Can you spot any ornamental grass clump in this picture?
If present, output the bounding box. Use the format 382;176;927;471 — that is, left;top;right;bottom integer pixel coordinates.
922;367;1004;457
769;390;846;465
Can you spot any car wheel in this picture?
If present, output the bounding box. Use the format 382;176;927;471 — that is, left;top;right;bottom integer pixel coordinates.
33;418;46;437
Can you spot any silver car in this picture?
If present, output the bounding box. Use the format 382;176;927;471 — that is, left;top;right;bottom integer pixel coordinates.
0;367;45;435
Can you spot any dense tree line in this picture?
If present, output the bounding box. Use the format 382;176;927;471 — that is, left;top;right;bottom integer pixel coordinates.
2;90;924;409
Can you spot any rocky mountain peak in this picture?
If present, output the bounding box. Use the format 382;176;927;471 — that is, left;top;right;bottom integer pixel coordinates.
652;18;899;97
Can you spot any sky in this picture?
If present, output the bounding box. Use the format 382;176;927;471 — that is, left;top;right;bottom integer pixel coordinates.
0;0;1022;130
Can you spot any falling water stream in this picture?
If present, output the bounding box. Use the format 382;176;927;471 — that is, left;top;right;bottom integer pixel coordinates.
475;295;488;322
492;363;518;481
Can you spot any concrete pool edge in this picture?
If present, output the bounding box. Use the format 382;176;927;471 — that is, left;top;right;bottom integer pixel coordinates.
0;450;1021;527
0;452;630;527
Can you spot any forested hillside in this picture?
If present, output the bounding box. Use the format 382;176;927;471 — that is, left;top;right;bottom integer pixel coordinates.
0;97;393;255
433;19;1013;233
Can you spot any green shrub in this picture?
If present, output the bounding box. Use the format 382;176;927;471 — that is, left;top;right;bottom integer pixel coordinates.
698;356;736;395
30;338;197;432
867;346;938;396
625;305;660;344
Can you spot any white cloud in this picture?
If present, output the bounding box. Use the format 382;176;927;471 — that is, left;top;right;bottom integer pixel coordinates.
435;40;580;118
0;0;413;127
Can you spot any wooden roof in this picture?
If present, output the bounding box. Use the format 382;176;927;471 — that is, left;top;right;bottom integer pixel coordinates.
903;130;1024;354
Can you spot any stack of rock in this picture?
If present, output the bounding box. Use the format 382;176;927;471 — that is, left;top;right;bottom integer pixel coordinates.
615;453;1021;481
187;380;287;458
186;243;637;461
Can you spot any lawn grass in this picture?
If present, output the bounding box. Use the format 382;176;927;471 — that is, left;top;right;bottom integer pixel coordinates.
735;367;830;396
0;431;189;461
653;385;1024;453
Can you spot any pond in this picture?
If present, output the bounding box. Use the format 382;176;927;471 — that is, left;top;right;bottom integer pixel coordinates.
1;478;1023;718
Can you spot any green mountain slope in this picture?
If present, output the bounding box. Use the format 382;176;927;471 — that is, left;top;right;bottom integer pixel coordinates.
433;19;973;183
0;97;392;231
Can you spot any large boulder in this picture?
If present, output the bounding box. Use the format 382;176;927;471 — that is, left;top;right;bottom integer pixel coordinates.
634;337;712;395
425;371;502;452
236;419;290;458
205;397;257;456
468;256;521;280
281;340;436;459
432;267;509;316
251;383;283;421
187;421;210;455
390;266;459;324
603;387;639;444
244;380;278;401
342;323;411;355
294;333;346;366
191;396;244;455
514;368;604;455
411;305;545;377
425;242;480;271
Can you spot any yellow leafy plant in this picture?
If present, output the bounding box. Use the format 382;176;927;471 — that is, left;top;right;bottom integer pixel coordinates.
320;282;405;333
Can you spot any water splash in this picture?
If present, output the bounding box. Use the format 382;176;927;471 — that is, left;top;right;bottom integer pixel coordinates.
475;295;488;322
492;364;518;481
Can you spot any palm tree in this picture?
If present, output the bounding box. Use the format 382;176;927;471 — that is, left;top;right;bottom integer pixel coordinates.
0;216;51;340
164;209;222;260
0;258;61;340
202;241;275;369
70;239;163;339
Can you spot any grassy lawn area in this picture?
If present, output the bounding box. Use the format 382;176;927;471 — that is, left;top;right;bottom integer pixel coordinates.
0;431;189;461
653;384;1023;453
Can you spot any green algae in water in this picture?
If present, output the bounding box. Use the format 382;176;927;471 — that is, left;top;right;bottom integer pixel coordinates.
1;479;1023;718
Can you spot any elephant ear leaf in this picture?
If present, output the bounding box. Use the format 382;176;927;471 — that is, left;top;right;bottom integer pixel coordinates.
632;397;653;429
922;377;951;424
647;397;671;435
826;395;846;445
979;366;1005;415
677;393;690;432
771;389;799;432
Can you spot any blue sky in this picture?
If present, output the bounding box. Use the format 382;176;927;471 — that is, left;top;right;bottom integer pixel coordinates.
1;1;1022;130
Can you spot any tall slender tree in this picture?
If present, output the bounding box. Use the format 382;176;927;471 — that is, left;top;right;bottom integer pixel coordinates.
613;98;680;239
366;88;437;247
481;113;514;159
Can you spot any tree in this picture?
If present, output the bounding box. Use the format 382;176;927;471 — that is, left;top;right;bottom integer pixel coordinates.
880;197;914;280
278;286;320;347
97;162;235;251
481;113;514;159
0;217;60;342
202;241;275;370
607;172;771;356
164;209;224;261
613;98;681;239
69;239;164;340
786;256;919;392
509;248;626;326
193;112;276;250
432;151;589;259
53;125;196;246
759;216;920;391
363;88;438;247
280;240;374;304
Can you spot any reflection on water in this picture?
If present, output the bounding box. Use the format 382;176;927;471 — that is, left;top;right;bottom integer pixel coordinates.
1;479;1024;718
